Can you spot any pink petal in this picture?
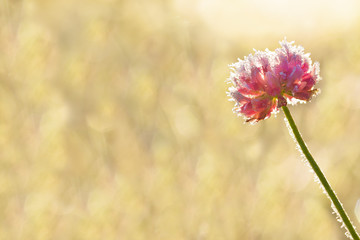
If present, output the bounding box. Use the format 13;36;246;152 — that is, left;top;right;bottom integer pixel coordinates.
241;101;257;116
229;88;250;104
301;60;310;73
237;86;264;98
298;77;315;91
286;65;303;88
251;98;269;111
265;72;281;96
293;91;313;101
274;55;289;76
245;98;277;123
250;66;266;90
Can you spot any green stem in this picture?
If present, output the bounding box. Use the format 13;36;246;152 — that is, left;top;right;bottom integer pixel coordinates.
282;105;359;240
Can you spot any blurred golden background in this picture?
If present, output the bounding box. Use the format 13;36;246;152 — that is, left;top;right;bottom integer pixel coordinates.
0;0;360;239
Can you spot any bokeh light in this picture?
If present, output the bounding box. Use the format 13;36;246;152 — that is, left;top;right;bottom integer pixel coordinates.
0;0;360;239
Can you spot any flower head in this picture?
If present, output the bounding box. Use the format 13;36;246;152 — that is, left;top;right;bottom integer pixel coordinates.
227;39;320;123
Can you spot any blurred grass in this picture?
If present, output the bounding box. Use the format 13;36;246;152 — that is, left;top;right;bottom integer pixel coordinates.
0;0;360;239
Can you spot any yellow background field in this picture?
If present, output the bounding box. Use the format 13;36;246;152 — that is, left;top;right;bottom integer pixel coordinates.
0;0;360;239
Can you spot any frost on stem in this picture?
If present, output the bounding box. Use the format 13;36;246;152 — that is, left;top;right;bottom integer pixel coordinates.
331;201;356;239
284;112;358;239
284;116;311;168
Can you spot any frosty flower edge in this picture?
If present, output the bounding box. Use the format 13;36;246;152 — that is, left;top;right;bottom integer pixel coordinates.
227;39;321;123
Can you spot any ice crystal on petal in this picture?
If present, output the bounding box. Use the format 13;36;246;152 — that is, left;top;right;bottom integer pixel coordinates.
227;38;321;123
